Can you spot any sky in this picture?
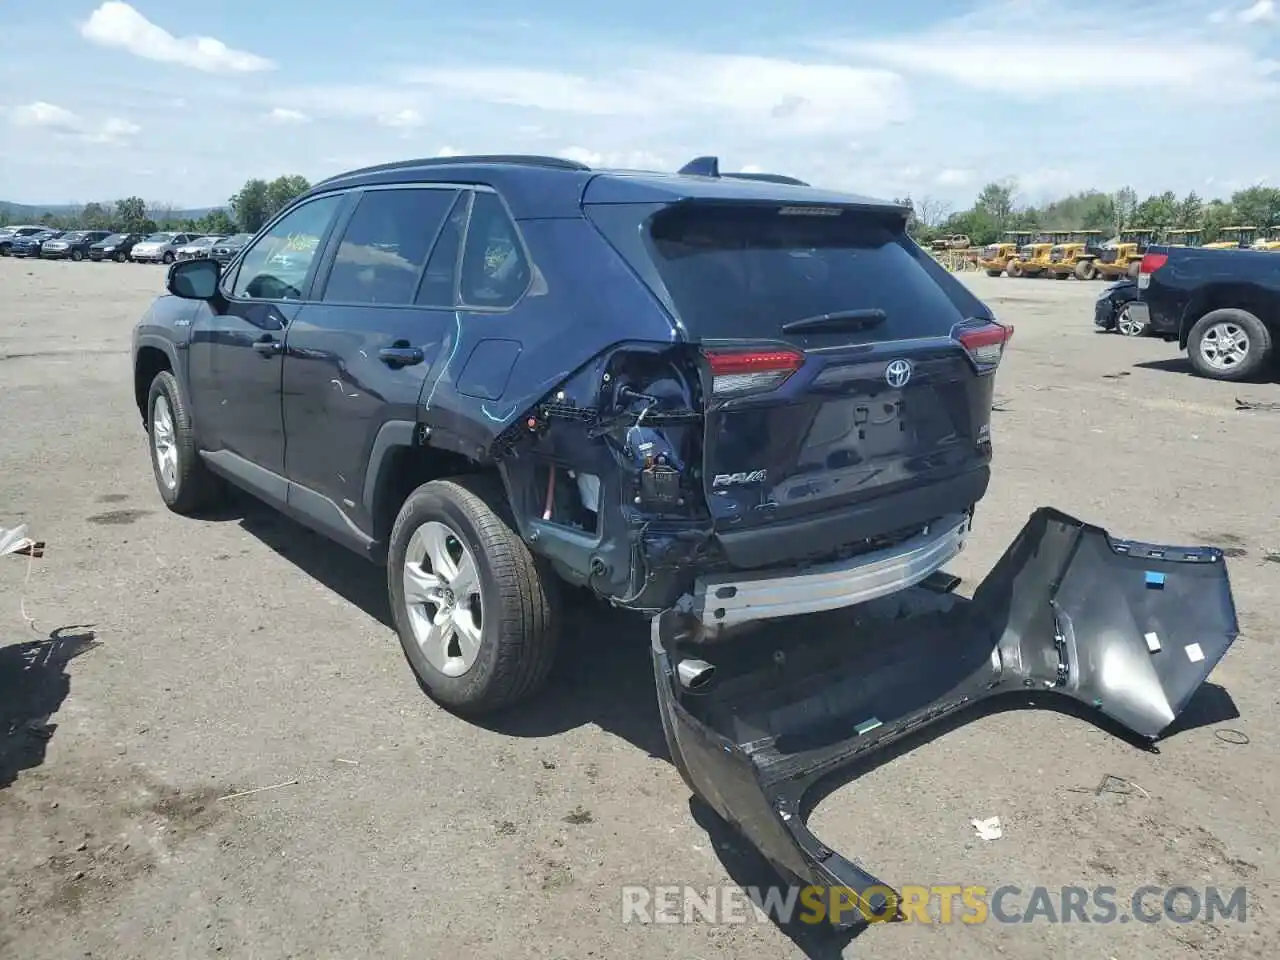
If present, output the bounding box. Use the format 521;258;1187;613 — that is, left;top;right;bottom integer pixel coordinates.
0;0;1277;209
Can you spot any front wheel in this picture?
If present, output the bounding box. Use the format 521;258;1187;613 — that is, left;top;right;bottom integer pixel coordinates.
1075;259;1096;281
1187;309;1272;381
71;249;84;262
162;251;175;264
114;250;127;262
1007;260;1023;278
1127;261;1141;279
388;475;559;715
147;371;221;513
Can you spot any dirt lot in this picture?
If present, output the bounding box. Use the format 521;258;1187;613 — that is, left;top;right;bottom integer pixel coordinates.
1;257;1277;960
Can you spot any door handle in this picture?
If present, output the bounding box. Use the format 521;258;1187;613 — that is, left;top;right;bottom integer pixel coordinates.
379;345;425;368
253;336;283;357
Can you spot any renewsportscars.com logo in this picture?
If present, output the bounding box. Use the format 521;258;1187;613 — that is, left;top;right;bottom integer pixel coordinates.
620;884;1250;926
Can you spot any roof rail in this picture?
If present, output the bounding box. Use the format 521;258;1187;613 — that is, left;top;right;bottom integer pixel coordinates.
316;154;591;186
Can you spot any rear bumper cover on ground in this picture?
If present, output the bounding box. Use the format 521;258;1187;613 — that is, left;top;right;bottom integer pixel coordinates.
653;507;1239;930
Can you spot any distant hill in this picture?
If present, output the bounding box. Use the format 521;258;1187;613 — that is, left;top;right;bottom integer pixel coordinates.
0;201;217;222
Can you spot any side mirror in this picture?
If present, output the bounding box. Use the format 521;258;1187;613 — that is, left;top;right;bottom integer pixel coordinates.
167;257;221;300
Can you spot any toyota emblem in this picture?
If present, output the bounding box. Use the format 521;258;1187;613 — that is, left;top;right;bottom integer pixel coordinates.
885;359;913;388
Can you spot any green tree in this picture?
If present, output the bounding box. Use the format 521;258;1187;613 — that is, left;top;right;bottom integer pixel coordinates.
265;175;311;217
198;208;238;235
1112;186;1138;232
1201;198;1235;242
1133;191;1179;229
80;202;113;230
975;180;1016;228
1175;191;1204;229
1229;186;1280;228
229;178;272;232
115;197;151;233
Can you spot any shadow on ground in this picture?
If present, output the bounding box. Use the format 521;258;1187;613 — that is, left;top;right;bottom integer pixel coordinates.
0;626;99;790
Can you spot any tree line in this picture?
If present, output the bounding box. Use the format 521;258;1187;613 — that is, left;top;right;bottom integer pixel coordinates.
899;182;1280;246
0;175;313;237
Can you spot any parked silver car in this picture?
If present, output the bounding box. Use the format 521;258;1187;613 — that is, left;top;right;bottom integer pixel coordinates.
173;236;226;261
130;232;198;264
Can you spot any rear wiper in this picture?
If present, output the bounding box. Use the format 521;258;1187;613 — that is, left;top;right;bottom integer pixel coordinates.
780;308;887;334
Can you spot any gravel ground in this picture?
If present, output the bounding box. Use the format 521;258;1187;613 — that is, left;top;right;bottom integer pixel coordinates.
1;258;1277;960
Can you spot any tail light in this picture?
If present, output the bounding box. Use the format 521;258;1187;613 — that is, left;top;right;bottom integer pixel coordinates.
703;347;803;397
953;320;1013;373
1137;251;1167;289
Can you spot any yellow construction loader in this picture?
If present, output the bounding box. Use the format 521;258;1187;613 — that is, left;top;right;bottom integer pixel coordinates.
1044;230;1107;280
977;231;1036;275
1095;228;1155;281
1163;229;1201;247
1204;226;1258;250
1005;234;1060;278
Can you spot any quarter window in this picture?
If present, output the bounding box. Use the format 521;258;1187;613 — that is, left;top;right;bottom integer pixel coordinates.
232;195;343;301
458;191;530;309
323;188;458;305
415;192;471;307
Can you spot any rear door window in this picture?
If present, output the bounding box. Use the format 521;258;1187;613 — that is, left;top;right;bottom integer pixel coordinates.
322;187;458;305
415;191;471;307
630;203;974;346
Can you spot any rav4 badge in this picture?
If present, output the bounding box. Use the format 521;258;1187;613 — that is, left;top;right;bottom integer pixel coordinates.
713;470;768;487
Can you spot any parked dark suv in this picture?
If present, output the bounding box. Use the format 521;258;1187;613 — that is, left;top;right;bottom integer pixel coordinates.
131;154;1239;923
41;229;112;261
89;232;143;262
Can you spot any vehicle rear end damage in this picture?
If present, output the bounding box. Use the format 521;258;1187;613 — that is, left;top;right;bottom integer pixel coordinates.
494;196;1010;613
653;508;1239;930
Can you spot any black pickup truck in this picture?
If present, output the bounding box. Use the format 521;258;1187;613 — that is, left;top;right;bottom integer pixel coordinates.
1132;245;1278;380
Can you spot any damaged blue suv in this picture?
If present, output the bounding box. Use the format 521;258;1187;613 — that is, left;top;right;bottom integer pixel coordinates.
133;154;1238;928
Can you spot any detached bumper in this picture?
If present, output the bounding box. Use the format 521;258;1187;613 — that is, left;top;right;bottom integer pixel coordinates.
653;507;1239;931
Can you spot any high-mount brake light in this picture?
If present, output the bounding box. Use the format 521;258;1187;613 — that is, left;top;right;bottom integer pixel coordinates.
703;347;804;397
954;320;1013;372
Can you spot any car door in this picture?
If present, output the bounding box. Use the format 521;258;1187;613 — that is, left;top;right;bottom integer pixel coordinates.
282;185;465;535
186;192;346;488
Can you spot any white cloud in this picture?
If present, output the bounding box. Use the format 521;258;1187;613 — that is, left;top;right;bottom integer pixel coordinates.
267;107;310;124
379;108;424;129
837;4;1279;101
403;54;910;135
435;146;463;157
555;146;669;170
4;101;138;144
1238;0;1276;21
936;168;975;187
79;2;274;73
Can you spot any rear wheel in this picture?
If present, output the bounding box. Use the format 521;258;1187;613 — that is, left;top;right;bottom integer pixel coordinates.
986;269;1001;277
1115;304;1149;337
388;475;559;715
1007;260;1023;278
1187;309;1272;381
1075;259;1096;281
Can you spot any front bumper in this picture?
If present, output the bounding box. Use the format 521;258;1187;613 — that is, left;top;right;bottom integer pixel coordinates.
654;507;1238;932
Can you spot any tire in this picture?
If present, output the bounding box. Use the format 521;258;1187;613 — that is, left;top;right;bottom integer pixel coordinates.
1007;260;1023;278
986;269;1001;277
162;251;175;264
1127;261;1141;279
388;474;559;715
0;244;9;257
114;250;127;263
71;249;84;262
1187;308;1272;382
1115;304;1149;337
146;370;221;514
1075;259;1096;281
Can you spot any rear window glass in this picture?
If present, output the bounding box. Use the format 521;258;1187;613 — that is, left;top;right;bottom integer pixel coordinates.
642;204;968;341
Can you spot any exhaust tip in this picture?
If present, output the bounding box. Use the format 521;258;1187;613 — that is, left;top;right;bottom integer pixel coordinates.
676;658;716;692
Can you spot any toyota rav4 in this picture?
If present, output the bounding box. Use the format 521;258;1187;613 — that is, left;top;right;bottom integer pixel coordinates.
133;155;1239;928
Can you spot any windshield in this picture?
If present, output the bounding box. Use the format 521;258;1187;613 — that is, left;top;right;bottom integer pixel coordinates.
102;234;126;243
61;232;85;241
144;233;174;243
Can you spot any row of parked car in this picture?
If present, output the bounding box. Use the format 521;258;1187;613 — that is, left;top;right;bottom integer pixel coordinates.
0;225;252;265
